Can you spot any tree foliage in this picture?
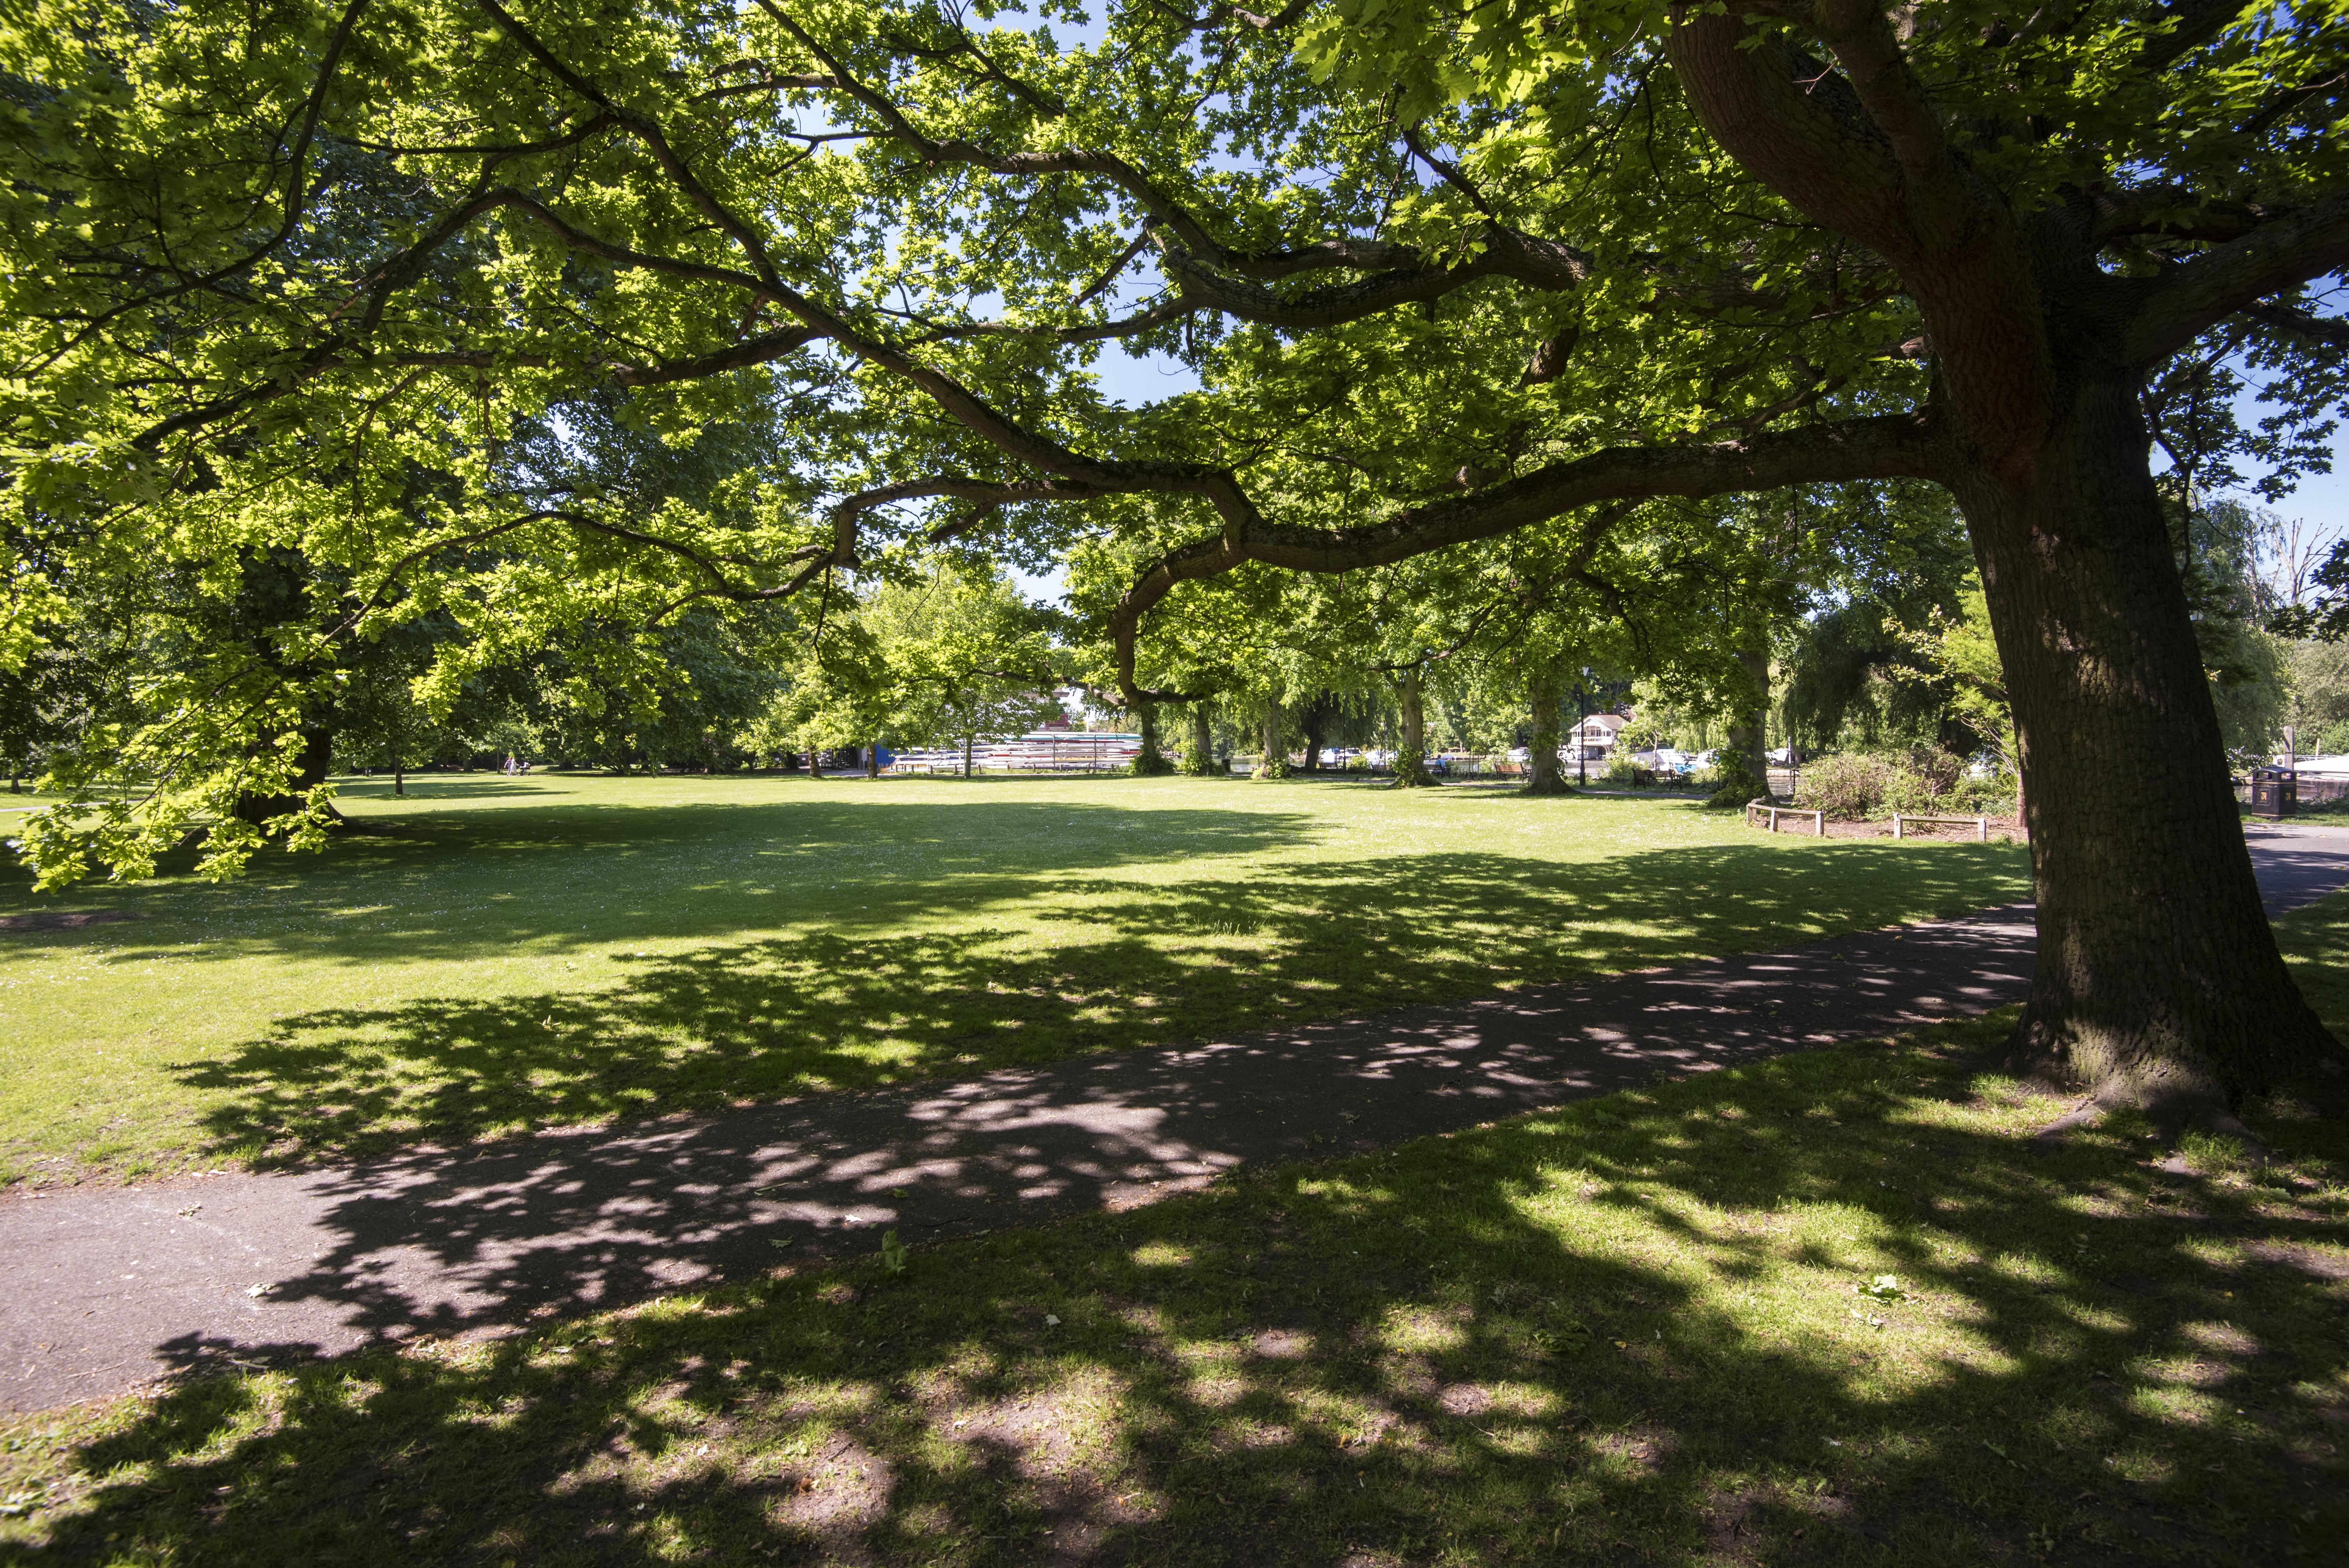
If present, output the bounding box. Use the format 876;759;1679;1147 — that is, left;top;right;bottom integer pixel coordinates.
4;0;2346;1107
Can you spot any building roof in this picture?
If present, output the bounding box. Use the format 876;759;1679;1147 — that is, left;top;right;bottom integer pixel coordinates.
1581;713;1629;731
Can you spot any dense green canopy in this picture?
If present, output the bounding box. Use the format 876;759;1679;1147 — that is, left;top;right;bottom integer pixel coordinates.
4;0;2345;1112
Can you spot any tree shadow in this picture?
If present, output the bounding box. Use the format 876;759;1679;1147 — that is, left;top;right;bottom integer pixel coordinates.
168;839;2033;1167
0;842;2037;1417
0;796;1318;954
19;1029;2343;1564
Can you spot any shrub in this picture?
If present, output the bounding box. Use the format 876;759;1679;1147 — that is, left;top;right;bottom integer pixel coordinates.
1798;752;1893;819
1950;771;2019;816
1703;759;1765;809
1882;747;1964;813
1797;747;1994;820
1604;750;1644;785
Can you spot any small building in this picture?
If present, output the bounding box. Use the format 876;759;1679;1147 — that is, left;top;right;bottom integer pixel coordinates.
1570;713;1629;760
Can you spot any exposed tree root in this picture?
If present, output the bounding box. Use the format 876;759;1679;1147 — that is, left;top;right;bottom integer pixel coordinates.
1997;1010;2325;1161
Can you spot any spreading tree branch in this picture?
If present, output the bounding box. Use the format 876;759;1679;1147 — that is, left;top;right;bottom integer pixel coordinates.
2126;191;2349;364
1103;412;1946;699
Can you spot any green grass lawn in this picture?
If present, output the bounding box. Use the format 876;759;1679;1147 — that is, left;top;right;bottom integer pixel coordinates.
0;772;2032;1184
3;897;2342;1566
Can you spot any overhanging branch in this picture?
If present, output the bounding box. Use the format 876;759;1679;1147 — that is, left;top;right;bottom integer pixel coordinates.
1103;412;1947;700
2126;191;2349;365
2234;300;2349;354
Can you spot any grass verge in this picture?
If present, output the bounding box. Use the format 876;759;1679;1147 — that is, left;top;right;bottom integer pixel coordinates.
2;897;2343;1565
1;774;2030;1183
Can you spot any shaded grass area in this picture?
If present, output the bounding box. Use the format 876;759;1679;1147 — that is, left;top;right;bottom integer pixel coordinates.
3;900;2343;1566
0;775;2031;1181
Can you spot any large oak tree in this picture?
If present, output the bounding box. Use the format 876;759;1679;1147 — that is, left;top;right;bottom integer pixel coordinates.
3;0;2344;1126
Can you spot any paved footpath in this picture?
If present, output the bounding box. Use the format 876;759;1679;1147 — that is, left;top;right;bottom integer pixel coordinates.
7;825;2346;1413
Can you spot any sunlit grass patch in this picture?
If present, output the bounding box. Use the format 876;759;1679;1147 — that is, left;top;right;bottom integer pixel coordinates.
1;773;2033;1181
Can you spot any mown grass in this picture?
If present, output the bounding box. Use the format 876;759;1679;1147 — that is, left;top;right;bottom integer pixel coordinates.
2;897;2343;1566
0;773;2032;1183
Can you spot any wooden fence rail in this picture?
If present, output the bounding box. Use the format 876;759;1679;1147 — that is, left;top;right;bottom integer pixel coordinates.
1745;798;1825;836
1892;812;1989;841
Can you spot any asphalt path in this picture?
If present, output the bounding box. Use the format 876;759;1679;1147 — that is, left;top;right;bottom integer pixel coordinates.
6;823;2345;1414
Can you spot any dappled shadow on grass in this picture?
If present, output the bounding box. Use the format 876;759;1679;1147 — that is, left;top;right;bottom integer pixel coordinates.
0;795;1318;954
17;1022;2345;1566
172;839;2030;1166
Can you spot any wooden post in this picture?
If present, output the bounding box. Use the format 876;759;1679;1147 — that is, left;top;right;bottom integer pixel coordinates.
1893;813;1903;840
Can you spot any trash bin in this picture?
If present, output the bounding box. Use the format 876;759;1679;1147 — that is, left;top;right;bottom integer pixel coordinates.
2249;766;2297;820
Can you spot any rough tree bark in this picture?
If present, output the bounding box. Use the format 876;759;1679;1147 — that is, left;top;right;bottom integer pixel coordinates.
1953;376;2338;1122
1392;667;1435;788
1668;5;2349;1125
1525;674;1570;795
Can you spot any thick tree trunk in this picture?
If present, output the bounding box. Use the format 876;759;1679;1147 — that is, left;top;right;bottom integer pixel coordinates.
963;732;974;777
1525;674;1570;794
1392;667;1434;787
1955;377;2345;1125
1133;701;1173;774
1253;689;1289;779
1724;634;1771;798
1299;694;1326;773
1185;698;1217;776
233;723;336;830
866;743;880;779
